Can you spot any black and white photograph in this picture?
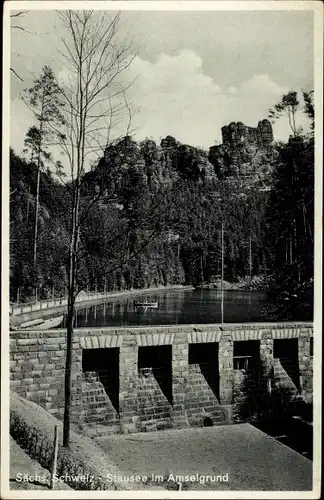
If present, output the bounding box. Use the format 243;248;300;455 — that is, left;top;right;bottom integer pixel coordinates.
1;1;322;497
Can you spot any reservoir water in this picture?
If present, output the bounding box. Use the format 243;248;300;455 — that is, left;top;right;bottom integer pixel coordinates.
59;289;270;328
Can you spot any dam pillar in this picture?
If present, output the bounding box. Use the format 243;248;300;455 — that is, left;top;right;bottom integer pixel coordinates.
256;336;274;415
218;335;234;405
260;336;274;387
119;339;138;432
298;336;313;399
172;331;189;427
70;345;83;423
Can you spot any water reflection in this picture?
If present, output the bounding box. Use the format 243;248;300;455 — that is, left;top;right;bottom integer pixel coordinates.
59;289;269;328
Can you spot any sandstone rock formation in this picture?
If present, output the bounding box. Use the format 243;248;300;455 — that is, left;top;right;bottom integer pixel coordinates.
221;119;273;148
209;119;274;180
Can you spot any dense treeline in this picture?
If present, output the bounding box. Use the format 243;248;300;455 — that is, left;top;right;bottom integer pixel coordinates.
10;90;314;321
10;137;271;299
265;134;314;320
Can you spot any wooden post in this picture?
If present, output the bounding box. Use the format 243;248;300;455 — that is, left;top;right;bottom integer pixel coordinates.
52;285;54;300
17;288;20;306
51;425;59;489
35;287;38;303
221;222;224;324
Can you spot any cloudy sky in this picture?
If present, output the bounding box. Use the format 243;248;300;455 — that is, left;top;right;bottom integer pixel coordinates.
9;6;314;162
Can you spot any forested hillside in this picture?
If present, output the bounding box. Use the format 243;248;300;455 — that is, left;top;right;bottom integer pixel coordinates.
10;91;314;320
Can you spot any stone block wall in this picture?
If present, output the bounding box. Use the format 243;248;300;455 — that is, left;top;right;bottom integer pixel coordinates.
10;330;82;418
9;323;313;434
185;364;224;426
171;332;189;428
273;358;300;393
298;336;313;400
233;369;259;422
218;333;234;405
137;368;173;432
119;341;138;433
80;372;119;427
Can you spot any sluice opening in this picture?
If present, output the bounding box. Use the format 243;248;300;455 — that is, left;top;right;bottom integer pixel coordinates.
233;340;260;421
188;342;220;399
138;345;173;405
273;338;301;392
82;347;119;413
233;340;260;374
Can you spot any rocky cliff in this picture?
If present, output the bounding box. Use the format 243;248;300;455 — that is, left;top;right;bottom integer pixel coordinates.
221;120;273;148
209;120;275;181
93;120;274;192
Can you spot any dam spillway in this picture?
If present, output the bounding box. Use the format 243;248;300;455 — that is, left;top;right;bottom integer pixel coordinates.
10;322;313;435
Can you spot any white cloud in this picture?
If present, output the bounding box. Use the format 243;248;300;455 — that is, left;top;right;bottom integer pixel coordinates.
125;50;307;148
10;49;311;163
10;97;35;156
239;74;289;97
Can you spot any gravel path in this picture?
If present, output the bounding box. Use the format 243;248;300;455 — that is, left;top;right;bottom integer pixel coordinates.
95;423;312;491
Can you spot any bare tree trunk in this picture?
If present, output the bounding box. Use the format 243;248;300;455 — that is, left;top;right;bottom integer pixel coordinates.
33;165;40;268
292;110;297;137
26;186;30;224
63;295;74;448
249;234;252;287
221;222;224;324
33;96;45;270
63;183;80;448
200;250;204;285
56;9;136;449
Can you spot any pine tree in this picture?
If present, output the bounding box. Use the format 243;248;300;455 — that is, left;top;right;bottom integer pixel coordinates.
23;65;65;272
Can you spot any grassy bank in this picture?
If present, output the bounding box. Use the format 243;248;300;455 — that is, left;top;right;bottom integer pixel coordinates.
10;392;141;491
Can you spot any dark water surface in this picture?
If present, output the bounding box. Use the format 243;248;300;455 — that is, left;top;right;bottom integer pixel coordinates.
60;289;270;328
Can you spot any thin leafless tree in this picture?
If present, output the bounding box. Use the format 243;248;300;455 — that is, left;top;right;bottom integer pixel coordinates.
10;11;31;82
51;9;142;447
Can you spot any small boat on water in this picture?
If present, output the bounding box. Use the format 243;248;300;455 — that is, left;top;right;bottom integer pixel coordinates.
134;301;158;309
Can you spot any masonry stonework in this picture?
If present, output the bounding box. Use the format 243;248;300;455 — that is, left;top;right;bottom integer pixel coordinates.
298;336;313;399
172;332;189;428
219;335;234;405
10;323;313;435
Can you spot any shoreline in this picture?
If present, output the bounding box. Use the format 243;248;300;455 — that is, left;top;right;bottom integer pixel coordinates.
10;283;269;329
10;285;194;327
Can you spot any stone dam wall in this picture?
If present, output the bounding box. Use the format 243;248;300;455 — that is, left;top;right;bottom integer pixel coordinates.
10;323;313;435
